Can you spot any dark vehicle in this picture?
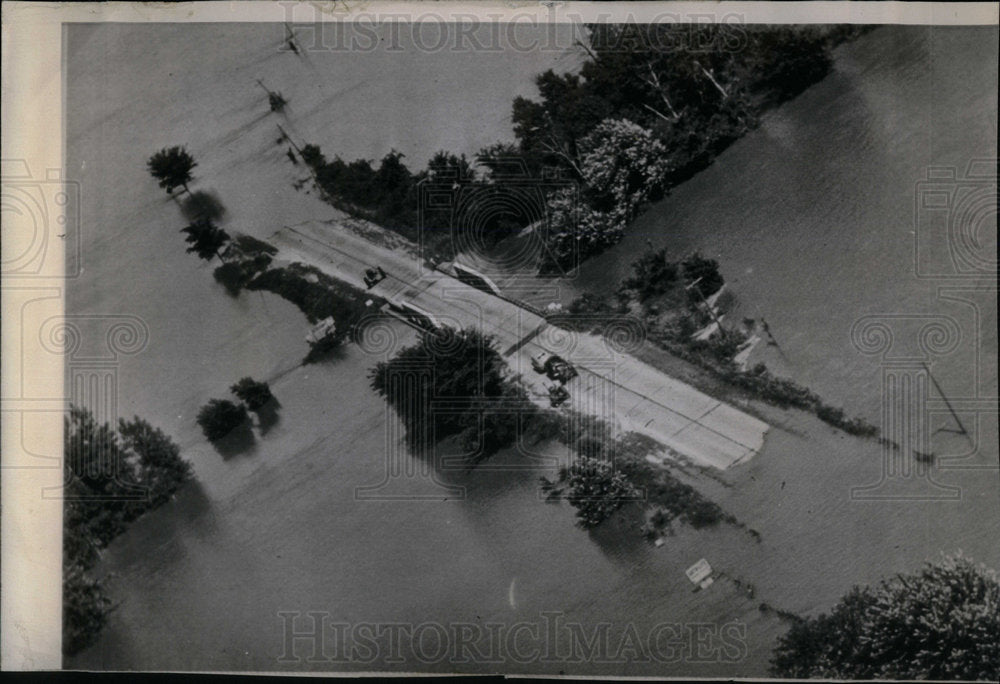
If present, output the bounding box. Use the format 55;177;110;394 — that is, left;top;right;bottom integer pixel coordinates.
364;267;387;289
531;352;578;384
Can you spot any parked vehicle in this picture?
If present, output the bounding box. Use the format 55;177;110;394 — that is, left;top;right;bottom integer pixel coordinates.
531;352;578;384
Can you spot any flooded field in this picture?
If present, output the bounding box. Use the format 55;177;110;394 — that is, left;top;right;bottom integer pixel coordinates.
64;23;998;674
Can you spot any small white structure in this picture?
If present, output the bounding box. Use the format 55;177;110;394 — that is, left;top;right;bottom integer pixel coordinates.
686;558;715;590
306;316;336;344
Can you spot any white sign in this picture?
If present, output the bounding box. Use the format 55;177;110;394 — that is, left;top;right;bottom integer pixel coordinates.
685;558;713;585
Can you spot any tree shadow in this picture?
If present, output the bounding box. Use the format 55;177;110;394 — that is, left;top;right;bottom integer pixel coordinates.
181;190;228;223
169;478;218;538
253;398;282;436
302;338;348;365
586;502;650;566
210;420;256;459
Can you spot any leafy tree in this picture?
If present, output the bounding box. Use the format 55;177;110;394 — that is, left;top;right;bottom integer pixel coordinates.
427;150;476;186
564;456;638;528
511;70;612;177
230;377;274;411
621;247;680;302
63;563;114;657
117;416;193;508
369;328;536;459
578;118;673;221
770;554;1000;681
147;146;197;194
196;399;248;441
63;407;193;545
541;187;623;272
681;252;724;299
181;217;230;262
62;406;191;656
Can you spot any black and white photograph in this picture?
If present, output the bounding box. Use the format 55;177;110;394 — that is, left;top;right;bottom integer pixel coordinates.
2;1;998;678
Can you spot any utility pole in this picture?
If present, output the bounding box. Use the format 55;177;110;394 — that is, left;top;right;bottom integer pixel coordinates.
685;276;726;339
284;23;300;54
256;80;287;111
922;362;972;444
278;124;332;205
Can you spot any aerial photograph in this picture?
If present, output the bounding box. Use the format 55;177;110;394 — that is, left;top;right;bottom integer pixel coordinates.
30;2;1000;678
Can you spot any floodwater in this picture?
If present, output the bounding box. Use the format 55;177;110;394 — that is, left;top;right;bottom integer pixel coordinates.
572;26;999;424
65;24;999;674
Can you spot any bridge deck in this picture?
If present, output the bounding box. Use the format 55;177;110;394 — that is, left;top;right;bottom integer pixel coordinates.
270;221;768;469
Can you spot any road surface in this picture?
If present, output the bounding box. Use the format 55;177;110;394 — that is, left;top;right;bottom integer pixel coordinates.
270;220;769;469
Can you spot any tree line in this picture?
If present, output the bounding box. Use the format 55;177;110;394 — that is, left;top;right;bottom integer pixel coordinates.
63;407;192;656
291;25;861;272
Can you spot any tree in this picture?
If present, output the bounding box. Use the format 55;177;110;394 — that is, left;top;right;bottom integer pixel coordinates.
541;187;623;271
147;146;197;194
117;416;193;508
369;327;536;459
564;456;638;528
770;554;1000;680
196;399;248;441
621;247;680;302
62;406;191;656
230;377;274;411
63;562;114;657
681;252;724;299
181;217;230;262
578;118;673;222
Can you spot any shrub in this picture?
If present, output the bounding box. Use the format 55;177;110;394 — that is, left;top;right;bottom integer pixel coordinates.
564;456;639;528
621;248;680;302
682;252;724;299
196;399;248;441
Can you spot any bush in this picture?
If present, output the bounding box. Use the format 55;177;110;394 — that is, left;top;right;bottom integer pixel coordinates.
196;399;248;441
213;234;277;296
564;456;639;528
682;252;724;299
230;377;274;411
621;248;680;302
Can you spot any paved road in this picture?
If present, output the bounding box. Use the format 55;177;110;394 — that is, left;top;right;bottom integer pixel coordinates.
270;220;769;469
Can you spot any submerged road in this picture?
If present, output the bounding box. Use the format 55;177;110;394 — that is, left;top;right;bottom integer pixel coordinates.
270;220;769;469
